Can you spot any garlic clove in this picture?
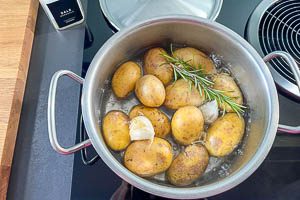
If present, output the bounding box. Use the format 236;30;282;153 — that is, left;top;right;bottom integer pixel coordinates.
200;100;219;124
129;116;155;141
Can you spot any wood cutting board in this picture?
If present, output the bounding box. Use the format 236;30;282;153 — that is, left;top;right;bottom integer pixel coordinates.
0;0;39;199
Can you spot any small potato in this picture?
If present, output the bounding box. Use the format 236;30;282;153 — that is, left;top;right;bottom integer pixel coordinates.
135;75;165;107
212;73;243;112
164;79;205;110
167;144;209;186
205;113;245;157
144;48;174;85
129;105;170;138
102;111;130;151
173;47;216;74
171;106;204;145
124;137;173;177
112;61;142;98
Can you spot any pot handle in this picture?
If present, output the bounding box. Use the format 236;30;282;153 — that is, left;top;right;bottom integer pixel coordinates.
48;70;92;155
263;51;300;134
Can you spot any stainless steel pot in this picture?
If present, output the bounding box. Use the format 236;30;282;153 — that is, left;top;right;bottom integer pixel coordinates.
48;16;300;199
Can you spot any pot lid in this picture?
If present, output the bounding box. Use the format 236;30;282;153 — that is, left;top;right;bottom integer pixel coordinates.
99;0;223;31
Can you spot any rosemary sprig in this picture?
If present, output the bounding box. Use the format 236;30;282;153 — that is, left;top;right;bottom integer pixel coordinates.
161;51;246;116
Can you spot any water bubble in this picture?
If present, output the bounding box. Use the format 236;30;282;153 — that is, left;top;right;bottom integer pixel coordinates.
218;168;230;178
100;88;105;93
172;145;178;151
237;149;244;156
221;163;230;171
104;79;110;84
210;53;223;68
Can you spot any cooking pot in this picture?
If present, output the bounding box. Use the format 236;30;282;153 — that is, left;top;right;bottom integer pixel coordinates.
48;16;300;199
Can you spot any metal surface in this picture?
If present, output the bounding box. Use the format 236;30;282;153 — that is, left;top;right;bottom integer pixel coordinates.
263;51;300;94
278;124;300;134
75;16;279;198
246;0;300;99
263;51;300;134
79;115;100;165
99;0;223;30
48;70;92;154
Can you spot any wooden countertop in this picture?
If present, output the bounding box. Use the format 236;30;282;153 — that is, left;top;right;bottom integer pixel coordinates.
0;0;39;198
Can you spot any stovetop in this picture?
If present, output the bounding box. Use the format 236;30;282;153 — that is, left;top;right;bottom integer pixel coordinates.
70;0;300;199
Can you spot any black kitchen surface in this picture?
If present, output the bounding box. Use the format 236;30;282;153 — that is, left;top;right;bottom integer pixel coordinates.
71;0;300;199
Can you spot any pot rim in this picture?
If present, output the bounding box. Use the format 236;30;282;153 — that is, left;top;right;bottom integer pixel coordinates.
81;15;279;199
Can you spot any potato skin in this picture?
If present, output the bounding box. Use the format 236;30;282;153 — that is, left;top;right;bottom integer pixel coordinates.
205;113;245;157
212;73;243;112
124;137;173;177
173;47;216;74
171;106;204;145
129;105;170;138
167;144;209;186
112;61;142;98
135;75;166;107
164;79;205;110
102;111;130;151
144;48;174;85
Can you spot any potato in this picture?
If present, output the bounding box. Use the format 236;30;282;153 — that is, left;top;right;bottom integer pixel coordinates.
173;47;216;74
102;111;130;151
205;113;245;157
129;105;170;138
167;144;209;186
124;137;173;177
212;73;243;112
112;61;142;98
164;79;205;110
135;75;165;107
144;48;174;85
171;106;204;145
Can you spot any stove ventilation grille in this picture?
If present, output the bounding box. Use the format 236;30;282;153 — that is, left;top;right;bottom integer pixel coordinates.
258;0;300;84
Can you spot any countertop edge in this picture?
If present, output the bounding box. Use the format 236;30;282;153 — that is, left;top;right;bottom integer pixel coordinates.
0;0;39;198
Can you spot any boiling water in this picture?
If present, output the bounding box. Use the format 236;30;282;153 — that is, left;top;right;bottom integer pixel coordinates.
98;46;250;186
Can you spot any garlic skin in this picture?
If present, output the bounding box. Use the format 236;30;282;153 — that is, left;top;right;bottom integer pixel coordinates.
200;100;219;124
129;116;155;141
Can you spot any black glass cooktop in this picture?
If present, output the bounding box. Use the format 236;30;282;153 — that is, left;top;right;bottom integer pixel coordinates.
71;0;300;199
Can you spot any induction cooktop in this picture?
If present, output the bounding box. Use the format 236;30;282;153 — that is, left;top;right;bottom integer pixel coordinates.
70;1;300;199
